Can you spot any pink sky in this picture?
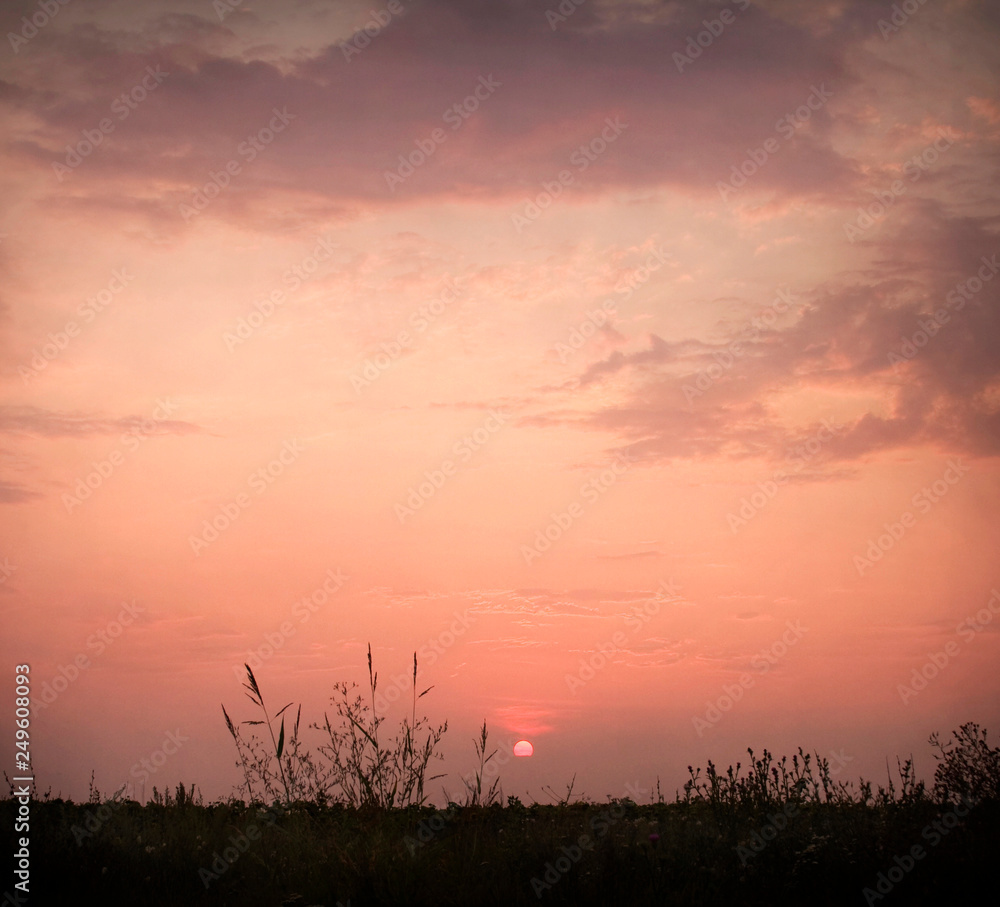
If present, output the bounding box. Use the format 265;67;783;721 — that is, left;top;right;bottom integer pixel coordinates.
2;0;999;805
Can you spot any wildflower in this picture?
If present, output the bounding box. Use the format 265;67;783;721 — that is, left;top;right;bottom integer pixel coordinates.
649;833;660;846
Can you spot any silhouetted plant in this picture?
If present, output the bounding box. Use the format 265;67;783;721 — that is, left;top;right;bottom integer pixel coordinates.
930;721;1000;804
223;647;452;808
541;773;577;807
681;745;914;813
874;755;925;808
222;665;331;805
462;720;500;806
312;645;448;808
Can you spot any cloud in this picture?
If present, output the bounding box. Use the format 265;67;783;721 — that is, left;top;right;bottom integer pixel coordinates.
469;636;550;650
522;200;1000;467
594;549;661;560
0;0;869;227
0;405;201;438
0;479;40;503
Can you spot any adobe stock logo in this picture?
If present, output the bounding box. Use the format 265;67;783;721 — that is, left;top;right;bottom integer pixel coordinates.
544;0;587;31
716;85;833;202
853;459;970;576
52;67;169;181
8;0;72;54
395;410;507;523
189;439;305;556
520;451;632;565
877;0;931;41
384;76;501;191
338;0;411;61
692;620;807;737
510;117;628;232
673;0;750;73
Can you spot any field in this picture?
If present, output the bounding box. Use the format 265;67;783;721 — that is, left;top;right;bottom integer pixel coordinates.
7;664;999;905
6;723;999;906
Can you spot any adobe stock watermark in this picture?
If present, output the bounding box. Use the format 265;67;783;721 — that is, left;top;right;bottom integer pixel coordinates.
735;801;799;866
897;588;1000;705
339;0;412;61
384;75;501;191
565;579;685;694
179;107;295;222
843;128;957;242
348;277;463;393
717;84;833;201
545;0;587;30
373;610;478;715
853;459;970;576
511;117;628;232
233;569;348;681
19;268;135;384
188;439;305;556
521;451;632;565
727;418;844;533
692;620;808;737
530;781;649;898
432;735;524;810
401;803;459;855
62;399;179;513
8;0;72;54
877;0;932;41
30;600;144;713
224;235;339;351
820;747;856;779
861;794;978;905
130;729;190;785
681;288;797;403
198;807;279;890
213;0;244;21
888;253;999;372
0;557;16;585
554;245;671;364
673;0;750;73
52;66;169;181
70;785;128;845
395;410;507;523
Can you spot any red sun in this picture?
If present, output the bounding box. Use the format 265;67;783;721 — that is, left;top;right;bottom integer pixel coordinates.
513;740;534;757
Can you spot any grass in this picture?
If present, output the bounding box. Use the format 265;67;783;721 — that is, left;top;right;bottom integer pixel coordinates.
222;646;448;808
6;650;1000;906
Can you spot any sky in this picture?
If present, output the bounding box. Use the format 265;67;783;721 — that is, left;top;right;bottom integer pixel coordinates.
1;0;999;807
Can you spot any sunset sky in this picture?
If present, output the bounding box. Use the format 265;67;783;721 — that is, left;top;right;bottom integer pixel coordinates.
2;0;999;806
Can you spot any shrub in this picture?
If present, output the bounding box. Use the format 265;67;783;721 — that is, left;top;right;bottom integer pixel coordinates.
930;721;1000;804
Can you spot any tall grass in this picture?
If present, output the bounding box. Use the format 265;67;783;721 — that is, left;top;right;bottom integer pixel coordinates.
219;647;1000;816
462;719;500;807
221;644;447;807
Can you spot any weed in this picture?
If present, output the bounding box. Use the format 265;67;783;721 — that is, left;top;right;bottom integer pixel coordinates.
462;720;500;807
930;721;1000;804
222;645;448;808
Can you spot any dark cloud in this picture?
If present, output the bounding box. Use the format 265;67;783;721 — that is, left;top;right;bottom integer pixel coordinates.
543;204;1000;465
0;0;873;220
